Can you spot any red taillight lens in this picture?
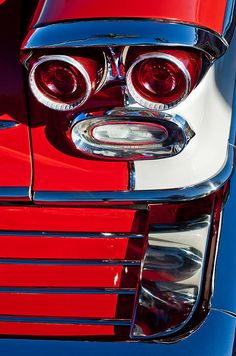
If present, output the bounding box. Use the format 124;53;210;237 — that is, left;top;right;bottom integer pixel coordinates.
29;55;103;111
35;60;87;103
126;50;202;110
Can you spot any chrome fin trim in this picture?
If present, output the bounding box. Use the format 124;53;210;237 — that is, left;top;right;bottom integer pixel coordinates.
22;20;228;59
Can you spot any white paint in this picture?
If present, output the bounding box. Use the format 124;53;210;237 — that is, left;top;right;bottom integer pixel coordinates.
134;37;236;191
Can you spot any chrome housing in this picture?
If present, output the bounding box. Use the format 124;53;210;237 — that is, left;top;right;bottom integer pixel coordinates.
29;55;92;111
69;108;195;160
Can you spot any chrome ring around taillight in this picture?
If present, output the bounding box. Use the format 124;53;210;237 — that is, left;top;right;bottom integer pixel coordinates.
126;52;191;111
29;55;92;111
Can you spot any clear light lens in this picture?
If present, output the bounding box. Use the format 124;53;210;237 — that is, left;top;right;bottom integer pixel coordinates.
130;216;211;339
91;123;168;145
70;109;194;160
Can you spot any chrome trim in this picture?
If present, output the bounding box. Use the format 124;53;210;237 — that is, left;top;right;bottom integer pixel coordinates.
222;0;236;42
126;52;191;111
69;108;194;160
0;315;131;326
0;231;143;239
0;121;19;130
22;20;228;59
0;287;136;295
0;258;140;266
130;215;212;339
33;143;233;203
0;187;30;202
29;55;92;111
128;162;136;191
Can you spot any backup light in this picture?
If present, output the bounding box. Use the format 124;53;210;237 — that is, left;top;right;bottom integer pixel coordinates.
69;109;194;160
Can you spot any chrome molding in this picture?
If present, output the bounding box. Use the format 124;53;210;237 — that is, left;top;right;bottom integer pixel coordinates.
222;0;236;42
130;215;212;339
0;120;19;130
0;231;143;238
69;108;194;160
33;144;233;203
0;187;30;202
22;20;228;59
0;258;140;266
0;315;131;326
0;287;136;295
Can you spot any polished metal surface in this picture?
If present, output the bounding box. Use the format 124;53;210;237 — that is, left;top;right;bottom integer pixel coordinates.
0;258;140;266
69;108;194;160
0;231;144;238
211;154;236;315
130;215;211;339
0;315;131;326
222;0;236;42
0;120;19;129
0;187;31;202
0;287;136;295
33;142;233;202
22;20;227;59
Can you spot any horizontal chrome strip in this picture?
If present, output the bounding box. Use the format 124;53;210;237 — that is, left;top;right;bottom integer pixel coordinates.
22;19;228;59
0;315;131;326
0;287;136;295
0;187;30;202
0;258;140;266
33;149;233;203
0;231;143;239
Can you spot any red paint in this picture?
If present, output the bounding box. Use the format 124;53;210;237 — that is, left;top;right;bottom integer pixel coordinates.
0;206;145;233
0;264;138;288
29;84;128;192
33;0;227;34
0;235;142;259
0;0;31;192
0;322;116;336
32;125;128;191
0;293;119;318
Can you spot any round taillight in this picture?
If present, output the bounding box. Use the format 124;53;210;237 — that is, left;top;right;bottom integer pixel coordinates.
126;50;202;110
29;55;100;111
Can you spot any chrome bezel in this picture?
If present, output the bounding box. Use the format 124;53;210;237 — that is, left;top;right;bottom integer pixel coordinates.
69;108;195;160
29;55;92;111
126;52;191;111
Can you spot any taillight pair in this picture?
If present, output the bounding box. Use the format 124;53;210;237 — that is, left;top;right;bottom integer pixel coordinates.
28;48;202;111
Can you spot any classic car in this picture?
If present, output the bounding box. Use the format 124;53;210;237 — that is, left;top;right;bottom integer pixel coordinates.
0;0;235;354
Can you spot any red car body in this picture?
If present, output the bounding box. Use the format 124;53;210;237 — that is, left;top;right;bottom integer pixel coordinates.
0;0;235;352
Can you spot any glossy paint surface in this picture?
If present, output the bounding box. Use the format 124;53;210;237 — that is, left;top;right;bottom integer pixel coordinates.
0;323;116;337
0;310;234;353
28;85;129;192
0;0;31;193
0;234;142;259
0;205;145;337
0;264;138;288
0;206;145;232
33;0;227;34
